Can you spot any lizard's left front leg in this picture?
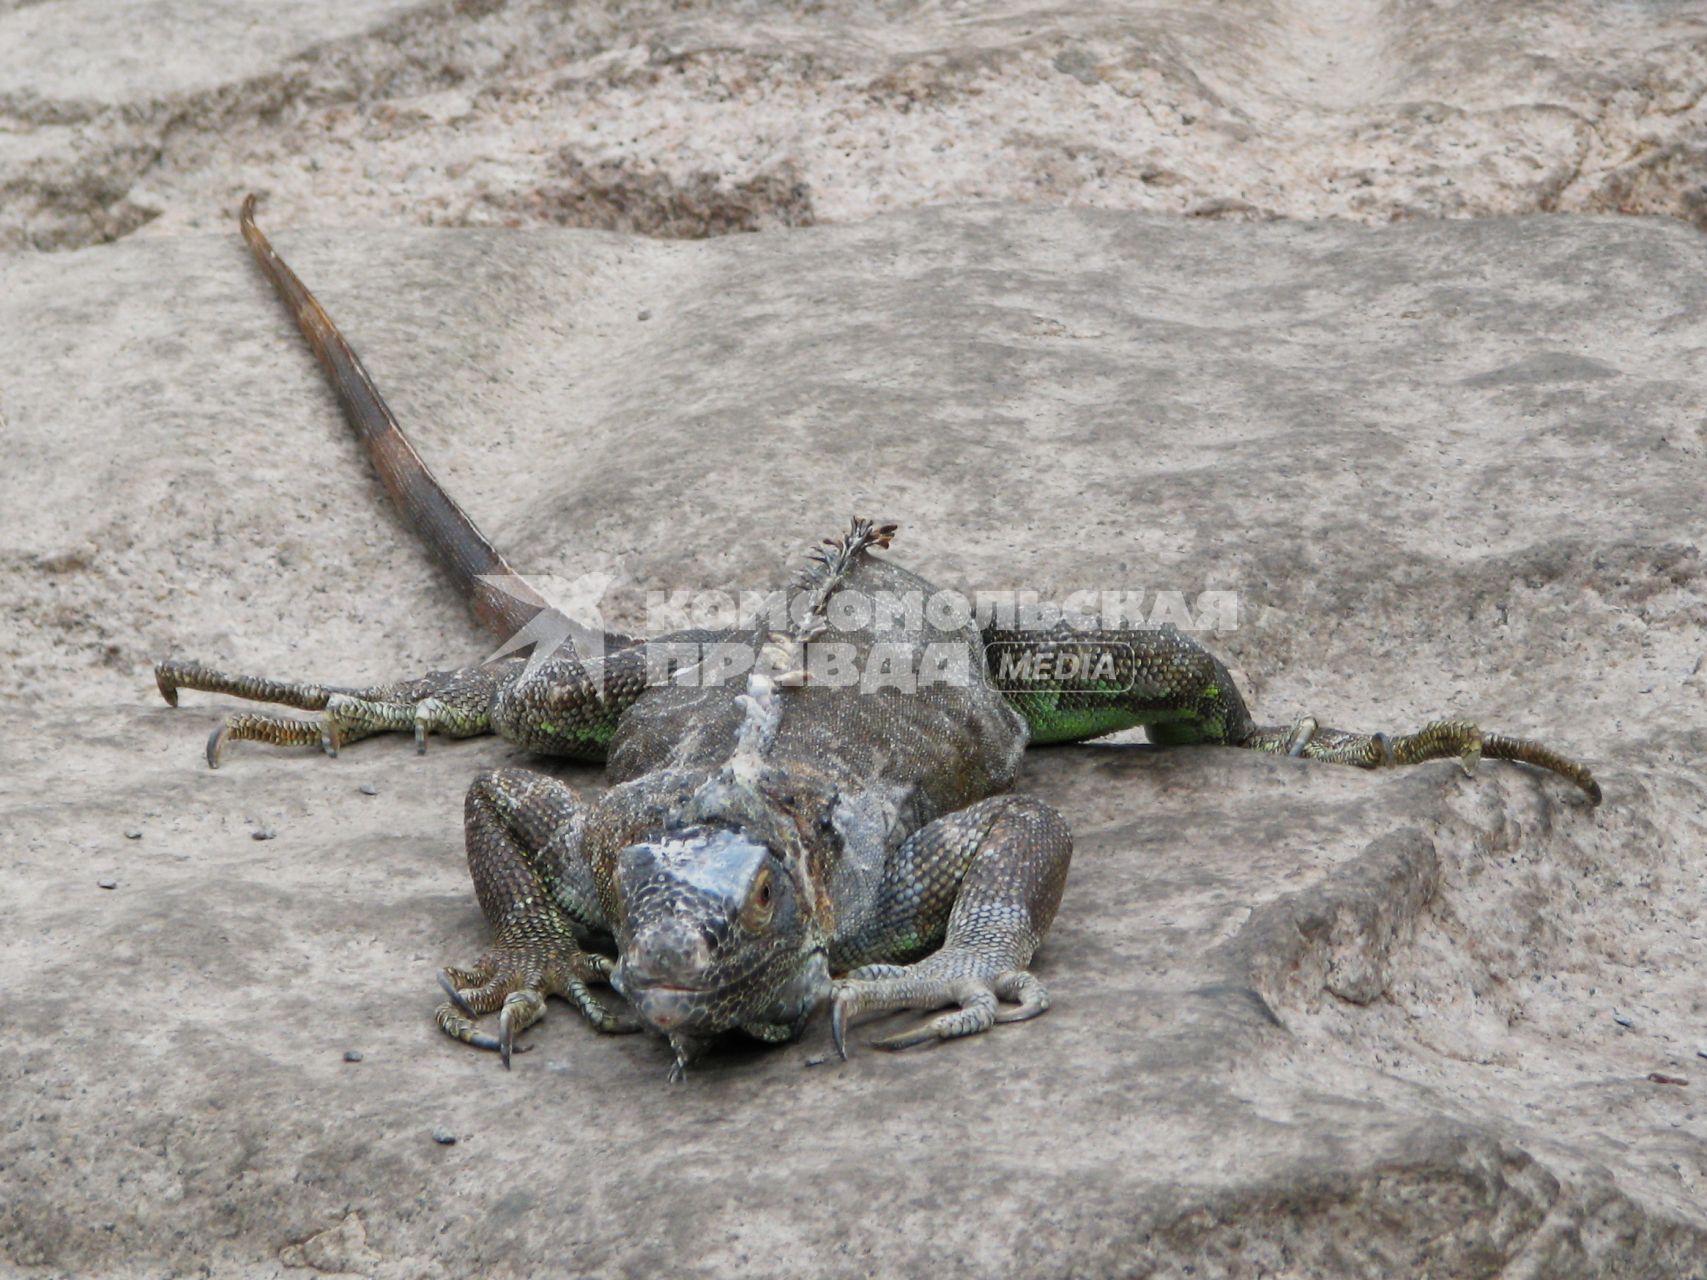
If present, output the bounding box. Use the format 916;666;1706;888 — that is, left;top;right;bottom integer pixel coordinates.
830;794;1072;1057
435;767;638;1067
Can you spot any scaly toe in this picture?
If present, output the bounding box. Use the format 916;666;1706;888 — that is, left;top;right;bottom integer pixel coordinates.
565;977;642;1034
871;990;998;1051
992;970;1050;1023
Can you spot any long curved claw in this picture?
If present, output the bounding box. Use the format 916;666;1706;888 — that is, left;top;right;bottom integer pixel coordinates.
414;697;451;755
447;1021;533;1060
498;991;546;1069
1284;716;1318;758
830;978;881;1060
437;970;477;1016
831;994;851;1061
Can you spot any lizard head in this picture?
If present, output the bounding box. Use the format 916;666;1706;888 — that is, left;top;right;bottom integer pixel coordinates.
610;826;828;1040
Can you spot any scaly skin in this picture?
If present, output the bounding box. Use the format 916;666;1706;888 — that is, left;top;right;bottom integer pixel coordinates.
986;622;1602;803
155;198;1601;1078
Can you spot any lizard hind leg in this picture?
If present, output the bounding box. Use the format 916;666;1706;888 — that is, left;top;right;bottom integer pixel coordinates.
1237;717;1602;804
154;657;505;767
830;793;1072;1059
435;768;639;1067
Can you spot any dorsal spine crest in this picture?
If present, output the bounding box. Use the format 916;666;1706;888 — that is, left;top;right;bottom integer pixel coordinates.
724;516;899;782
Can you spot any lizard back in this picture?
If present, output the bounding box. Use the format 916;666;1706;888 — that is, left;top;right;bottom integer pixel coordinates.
606;550;1029;850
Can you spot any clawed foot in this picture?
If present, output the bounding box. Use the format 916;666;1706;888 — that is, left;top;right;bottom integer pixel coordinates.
202;695;417;768
830;967;1049;1060
156;658;498;767
435;937;640;1068
1244;715;1600;804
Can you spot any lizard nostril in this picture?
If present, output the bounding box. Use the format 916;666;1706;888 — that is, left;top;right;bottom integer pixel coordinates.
628;925;712;985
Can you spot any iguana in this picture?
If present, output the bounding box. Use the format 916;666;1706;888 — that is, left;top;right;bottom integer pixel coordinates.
155;197;1602;1079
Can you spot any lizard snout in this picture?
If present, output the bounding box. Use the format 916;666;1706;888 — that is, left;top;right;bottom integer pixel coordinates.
622;922;714;988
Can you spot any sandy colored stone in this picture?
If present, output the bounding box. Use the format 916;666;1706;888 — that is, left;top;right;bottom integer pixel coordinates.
2;0;1705;251
1;207;1703;1275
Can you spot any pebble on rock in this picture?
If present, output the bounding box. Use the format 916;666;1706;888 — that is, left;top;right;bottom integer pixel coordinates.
1613;1012;1635;1028
431;1127;457;1145
343;1050;364;1063
358;784;378;796
124;828;142;840
252;826;277;841
97;879;117;890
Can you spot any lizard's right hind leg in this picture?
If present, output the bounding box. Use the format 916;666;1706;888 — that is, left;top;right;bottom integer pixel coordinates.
155;658;506;767
1232;717;1602;804
991;622;1601;804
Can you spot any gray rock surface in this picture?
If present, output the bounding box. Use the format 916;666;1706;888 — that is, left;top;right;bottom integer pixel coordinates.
3;0;1705;250
2;207;1703;1276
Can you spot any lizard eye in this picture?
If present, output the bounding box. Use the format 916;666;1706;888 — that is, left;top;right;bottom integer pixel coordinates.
742;868;776;932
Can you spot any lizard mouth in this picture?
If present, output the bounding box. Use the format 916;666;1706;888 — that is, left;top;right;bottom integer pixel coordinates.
624;981;712;1031
618;971;708;995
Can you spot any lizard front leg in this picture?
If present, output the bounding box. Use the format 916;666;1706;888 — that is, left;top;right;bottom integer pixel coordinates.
989;622;1600;803
435;767;638;1066
156;646;647;766
830;794;1073;1056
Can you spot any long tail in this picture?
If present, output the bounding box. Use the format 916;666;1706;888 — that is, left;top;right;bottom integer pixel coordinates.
239;194;538;639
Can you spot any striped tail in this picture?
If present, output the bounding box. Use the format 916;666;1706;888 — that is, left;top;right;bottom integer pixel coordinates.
238;194;540;639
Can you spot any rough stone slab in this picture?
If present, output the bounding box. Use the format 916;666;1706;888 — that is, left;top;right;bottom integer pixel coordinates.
2;0;1705;249
1;208;1704;1277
